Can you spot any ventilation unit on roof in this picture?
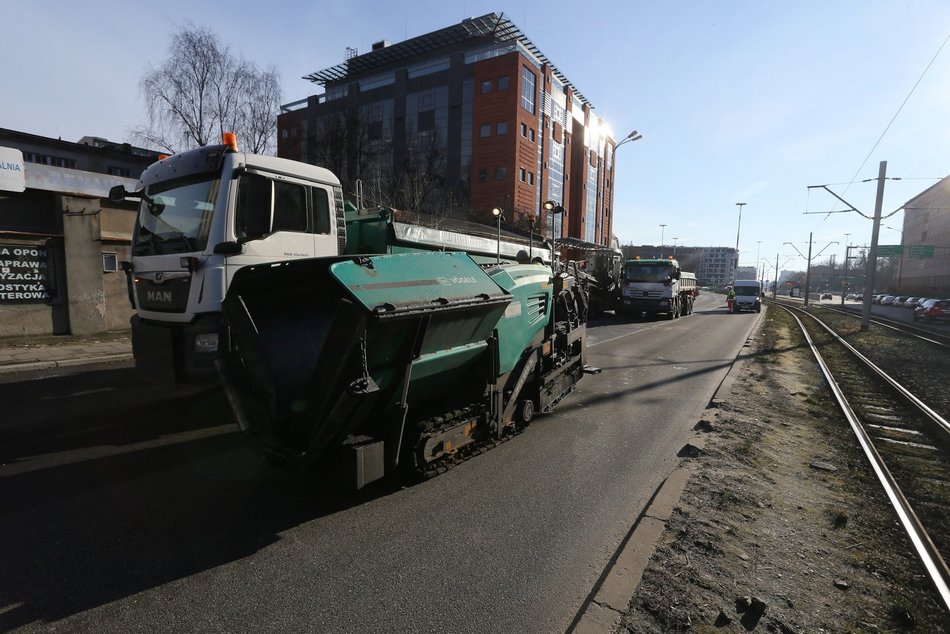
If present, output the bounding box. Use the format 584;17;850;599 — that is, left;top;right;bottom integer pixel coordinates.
372;40;391;51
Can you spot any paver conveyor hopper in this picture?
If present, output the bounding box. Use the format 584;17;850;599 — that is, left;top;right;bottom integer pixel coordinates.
218;251;589;487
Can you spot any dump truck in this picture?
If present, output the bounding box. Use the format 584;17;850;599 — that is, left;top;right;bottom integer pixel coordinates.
620;257;697;319
217;251;591;488
109;133;551;385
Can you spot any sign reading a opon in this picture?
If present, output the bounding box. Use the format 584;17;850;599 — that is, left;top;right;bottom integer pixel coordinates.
0;147;26;193
0;244;55;304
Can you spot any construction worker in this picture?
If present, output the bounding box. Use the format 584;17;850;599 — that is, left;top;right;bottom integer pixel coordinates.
726;286;736;312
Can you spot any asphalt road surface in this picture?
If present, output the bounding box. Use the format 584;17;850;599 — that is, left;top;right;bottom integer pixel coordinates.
0;292;762;633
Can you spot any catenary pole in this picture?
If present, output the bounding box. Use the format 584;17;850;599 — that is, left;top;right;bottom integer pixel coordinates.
861;161;887;330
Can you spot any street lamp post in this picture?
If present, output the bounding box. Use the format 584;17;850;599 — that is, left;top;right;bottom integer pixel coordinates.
528;212;537;258
659;224;666;258
492;207;502;264
734;202;746;273
672;237;678;257
543;200;564;275
614;129;643;151
755;240;765;283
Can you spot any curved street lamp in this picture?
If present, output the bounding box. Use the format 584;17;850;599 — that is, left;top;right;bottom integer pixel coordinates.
614;129;643;151
543;200;565;275
491;207;503;264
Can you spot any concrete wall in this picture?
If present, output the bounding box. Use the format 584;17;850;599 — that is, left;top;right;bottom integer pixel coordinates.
61;195;107;336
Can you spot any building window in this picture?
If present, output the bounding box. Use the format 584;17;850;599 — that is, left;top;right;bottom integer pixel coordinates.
495;166;507;181
102;253;118;273
481;79;492;93
528;172;534;185
520;123;528;137
50;156;76;169
478;168;488;182
498;75;509;90
107;166;131;177
418;110;435;132
519;167;526;182
529;128;536;142
368;120;383;140
521;66;536;114
480;123;491;138
496;121;508;135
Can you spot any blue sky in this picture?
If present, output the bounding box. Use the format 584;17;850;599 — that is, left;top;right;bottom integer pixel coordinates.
3;0;949;278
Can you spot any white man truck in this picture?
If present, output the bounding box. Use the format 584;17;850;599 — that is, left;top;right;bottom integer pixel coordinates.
111;133;551;384
731;279;762;313
620;257;697;319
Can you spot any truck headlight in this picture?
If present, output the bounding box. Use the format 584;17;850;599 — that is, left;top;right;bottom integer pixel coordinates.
194;333;219;353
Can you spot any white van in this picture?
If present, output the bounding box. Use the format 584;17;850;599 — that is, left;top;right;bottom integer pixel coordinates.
732;280;762;313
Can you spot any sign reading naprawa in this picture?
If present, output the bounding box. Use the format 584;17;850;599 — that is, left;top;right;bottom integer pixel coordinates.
0;147;26;193
0;244;55;304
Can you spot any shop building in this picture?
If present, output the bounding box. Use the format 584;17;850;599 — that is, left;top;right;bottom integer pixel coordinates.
0;129;160;337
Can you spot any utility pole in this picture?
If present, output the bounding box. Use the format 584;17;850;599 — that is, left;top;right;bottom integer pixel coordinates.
734;202;746;273
773;253;779;300
803;232;814;307
861;161;887;330
842;232;850;305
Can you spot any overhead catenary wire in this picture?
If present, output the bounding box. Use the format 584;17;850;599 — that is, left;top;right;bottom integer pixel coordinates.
810;30;950;232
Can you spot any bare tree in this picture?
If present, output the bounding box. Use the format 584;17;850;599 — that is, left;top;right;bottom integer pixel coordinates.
134;24;281;154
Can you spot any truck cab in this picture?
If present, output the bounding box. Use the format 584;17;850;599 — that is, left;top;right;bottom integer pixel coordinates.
112;135;345;383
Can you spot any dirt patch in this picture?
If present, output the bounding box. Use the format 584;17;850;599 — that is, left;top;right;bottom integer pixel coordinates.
619;308;949;632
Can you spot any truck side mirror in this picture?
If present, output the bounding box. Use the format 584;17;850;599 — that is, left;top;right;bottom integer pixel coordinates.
109;184;128;203
213;241;243;255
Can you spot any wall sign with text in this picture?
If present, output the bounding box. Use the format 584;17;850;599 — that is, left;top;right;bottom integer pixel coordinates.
0;244;56;304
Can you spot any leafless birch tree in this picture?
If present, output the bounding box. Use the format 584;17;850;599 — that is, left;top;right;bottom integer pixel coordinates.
134;24;281;154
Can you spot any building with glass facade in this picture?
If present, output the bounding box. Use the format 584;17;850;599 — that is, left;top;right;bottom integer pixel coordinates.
277;13;618;246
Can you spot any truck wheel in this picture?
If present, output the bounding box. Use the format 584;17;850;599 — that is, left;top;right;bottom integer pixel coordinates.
517;397;536;424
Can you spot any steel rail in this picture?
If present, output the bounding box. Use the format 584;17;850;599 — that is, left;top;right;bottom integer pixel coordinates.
776;304;950;610
818;304;950;349
773;297;950;349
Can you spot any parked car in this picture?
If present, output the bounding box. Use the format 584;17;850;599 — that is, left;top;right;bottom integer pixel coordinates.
845;293;856;301
904;297;921;309
880;295;896;305
854;294;863;302
913;299;950;323
821;292;832;300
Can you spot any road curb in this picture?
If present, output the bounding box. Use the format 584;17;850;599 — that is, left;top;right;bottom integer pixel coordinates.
0;353;133;375
571;308;767;633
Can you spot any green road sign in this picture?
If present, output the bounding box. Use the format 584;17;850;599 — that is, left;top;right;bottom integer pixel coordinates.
907;245;934;258
876;244;902;257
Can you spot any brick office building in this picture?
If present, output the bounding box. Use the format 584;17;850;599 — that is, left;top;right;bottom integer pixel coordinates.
278;13;620;247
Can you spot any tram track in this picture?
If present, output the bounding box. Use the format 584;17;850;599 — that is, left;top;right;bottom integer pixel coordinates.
774;302;950;611
819;302;950;348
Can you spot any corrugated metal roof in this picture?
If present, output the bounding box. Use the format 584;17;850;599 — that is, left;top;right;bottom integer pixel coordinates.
303;12;590;107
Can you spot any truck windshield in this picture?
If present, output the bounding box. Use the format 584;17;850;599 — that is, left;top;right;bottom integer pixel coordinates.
133;174;220;255
624;263;672;283
735;285;759;296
